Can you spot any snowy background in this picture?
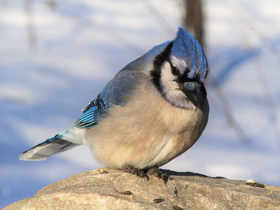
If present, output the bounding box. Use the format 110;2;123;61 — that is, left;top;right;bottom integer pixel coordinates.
1;0;280;208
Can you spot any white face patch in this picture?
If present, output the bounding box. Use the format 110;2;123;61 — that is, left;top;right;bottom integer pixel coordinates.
169;55;187;75
160;61;179;92
159;61;196;109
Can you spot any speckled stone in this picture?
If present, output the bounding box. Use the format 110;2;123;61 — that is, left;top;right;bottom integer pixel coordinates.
3;169;280;210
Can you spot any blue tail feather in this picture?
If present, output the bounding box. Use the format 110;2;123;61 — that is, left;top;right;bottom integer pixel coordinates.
20;134;79;161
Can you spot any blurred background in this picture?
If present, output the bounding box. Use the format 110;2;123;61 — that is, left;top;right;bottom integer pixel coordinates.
1;0;280;208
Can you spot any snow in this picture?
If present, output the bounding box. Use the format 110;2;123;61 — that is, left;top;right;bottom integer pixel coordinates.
1;0;280;208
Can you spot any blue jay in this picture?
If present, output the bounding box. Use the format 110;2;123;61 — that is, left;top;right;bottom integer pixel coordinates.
20;28;209;177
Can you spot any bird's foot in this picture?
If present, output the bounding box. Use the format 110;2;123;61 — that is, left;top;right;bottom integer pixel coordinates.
122;166;171;184
146;167;170;184
123;165;149;180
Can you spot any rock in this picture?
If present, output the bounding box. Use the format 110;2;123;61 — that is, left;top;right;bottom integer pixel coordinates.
3;169;280;210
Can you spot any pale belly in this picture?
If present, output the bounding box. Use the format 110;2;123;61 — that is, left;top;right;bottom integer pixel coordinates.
86;84;209;169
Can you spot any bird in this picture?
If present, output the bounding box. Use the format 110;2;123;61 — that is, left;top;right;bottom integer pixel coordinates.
20;27;209;179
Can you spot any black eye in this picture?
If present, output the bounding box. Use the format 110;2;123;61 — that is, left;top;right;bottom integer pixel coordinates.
171;66;180;76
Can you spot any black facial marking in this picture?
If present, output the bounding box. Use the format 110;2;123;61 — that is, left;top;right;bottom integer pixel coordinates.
150;41;207;110
150;42;173;92
177;70;201;84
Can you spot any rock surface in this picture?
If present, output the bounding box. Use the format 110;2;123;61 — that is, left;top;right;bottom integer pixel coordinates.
3;169;280;210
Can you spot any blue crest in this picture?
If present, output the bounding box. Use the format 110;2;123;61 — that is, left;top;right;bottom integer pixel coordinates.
171;27;208;82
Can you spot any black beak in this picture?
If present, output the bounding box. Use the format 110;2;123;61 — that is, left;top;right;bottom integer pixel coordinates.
181;82;206;109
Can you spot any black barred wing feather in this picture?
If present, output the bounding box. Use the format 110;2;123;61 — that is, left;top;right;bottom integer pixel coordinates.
75;98;108;128
75;70;144;129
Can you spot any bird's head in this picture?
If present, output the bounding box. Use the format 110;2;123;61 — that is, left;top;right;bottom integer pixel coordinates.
151;27;208;110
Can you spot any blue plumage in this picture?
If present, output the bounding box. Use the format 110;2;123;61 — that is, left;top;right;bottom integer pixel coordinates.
75;70;144;128
20;27;209;170
20;70;144;160
75;97;109;128
20;133;78;160
41;133;63;145
98;70;144;105
171;27;208;82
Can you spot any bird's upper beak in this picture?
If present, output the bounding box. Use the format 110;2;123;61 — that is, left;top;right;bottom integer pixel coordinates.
180;82;206;109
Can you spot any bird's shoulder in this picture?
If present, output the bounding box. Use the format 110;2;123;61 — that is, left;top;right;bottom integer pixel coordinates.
74;41;173;129
74;61;149;128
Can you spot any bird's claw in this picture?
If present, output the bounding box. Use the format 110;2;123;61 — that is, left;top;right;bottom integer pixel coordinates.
123;166;171;184
146;167;170;184
123;165;149;180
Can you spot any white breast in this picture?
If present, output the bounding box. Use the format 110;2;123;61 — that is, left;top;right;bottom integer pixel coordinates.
86;80;209;169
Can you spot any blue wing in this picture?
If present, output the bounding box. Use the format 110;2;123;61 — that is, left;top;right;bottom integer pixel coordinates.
75;97;108;128
75;69;145;128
